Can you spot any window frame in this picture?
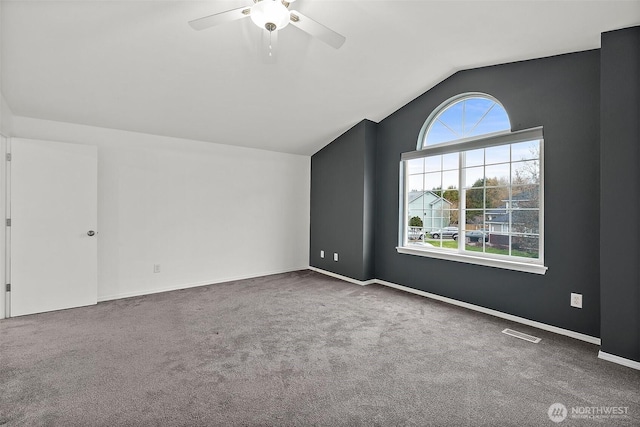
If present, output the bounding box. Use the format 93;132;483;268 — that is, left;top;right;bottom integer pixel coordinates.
397;126;547;275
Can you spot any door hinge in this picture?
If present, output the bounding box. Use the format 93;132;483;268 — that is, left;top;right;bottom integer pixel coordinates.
5;218;10;227
5;284;10;292
6;153;11;161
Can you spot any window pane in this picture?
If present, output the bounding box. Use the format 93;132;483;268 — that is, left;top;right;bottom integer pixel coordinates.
485;145;510;165
438;209;453;228
512;160;539;185
438;102;464;136
408;174;424;192
464;166;484;188
407;158;424;175
511;140;539;161
466;104;510;137
486;210;508;230
407;218;425;241
426;121;459;145
485;164;510;185
442;188;459;209
442;153;458;171
466;209;484;226
512;185;539;209
486;186;509;209
464;230;487;245
424;225;439;236
466;188;484;209
444;208;460;227
425;155;442;172
428;238;445;249
488;232;510;250
407;195;425;218
511;235;539;259
463;98;494;135
511;210;539;234
425;172;441;191
442;170;458;190
464;148;484;168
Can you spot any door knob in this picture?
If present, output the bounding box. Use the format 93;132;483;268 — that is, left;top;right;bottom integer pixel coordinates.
87;230;96;236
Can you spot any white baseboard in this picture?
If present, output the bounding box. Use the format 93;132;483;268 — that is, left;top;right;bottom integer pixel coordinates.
308;267;376;286
598;351;640;371
97;267;308;302
308;267;601;346
375;279;601;345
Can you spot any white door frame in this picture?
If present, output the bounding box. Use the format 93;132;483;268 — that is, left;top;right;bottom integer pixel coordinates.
1;135;8;318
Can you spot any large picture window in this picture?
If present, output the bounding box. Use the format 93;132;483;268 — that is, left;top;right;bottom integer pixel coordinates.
398;94;546;274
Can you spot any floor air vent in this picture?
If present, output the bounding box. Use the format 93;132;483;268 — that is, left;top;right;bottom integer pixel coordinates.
502;328;541;343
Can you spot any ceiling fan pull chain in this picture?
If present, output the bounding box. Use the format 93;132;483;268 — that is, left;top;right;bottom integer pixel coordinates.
269;31;273;56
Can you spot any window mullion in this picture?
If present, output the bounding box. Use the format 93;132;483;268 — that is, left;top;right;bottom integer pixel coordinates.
459;151;465;254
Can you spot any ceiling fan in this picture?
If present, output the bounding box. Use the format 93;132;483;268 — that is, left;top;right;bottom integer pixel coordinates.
188;0;346;53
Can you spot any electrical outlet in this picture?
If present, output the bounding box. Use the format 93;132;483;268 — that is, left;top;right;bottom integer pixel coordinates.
154;264;161;274
333;253;338;262
571;293;582;308
320;250;324;258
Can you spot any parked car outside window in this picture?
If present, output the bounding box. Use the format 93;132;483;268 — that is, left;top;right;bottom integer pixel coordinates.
465;230;489;243
430;227;459;240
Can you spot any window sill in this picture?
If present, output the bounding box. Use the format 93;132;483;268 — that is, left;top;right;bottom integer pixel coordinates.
396;246;548;275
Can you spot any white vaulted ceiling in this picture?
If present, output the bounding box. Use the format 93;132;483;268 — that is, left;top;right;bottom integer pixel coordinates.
1;1;639;155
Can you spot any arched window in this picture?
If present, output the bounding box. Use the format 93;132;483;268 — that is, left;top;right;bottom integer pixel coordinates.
419;93;511;148
398;93;546;274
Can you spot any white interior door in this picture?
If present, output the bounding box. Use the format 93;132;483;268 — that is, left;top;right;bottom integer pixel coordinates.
10;138;97;316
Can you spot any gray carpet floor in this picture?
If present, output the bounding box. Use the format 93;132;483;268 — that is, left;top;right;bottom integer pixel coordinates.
1;270;639;426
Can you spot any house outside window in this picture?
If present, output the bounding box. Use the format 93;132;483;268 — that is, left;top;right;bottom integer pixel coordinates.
397;93;547;274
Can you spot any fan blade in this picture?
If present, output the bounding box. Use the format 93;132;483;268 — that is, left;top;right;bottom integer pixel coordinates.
260;29;278;64
188;6;251;31
289;10;345;49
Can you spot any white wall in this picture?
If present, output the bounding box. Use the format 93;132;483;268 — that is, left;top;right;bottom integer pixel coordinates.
1;0;14;136
0;94;13;137
12;116;310;301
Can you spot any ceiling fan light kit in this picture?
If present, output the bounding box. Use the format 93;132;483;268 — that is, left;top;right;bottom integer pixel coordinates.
189;0;345;49
251;0;291;32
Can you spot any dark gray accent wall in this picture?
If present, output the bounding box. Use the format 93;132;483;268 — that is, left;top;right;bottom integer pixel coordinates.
310;120;376;281
310;26;640;361
374;51;601;337
362;121;377;280
600;27;640;363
